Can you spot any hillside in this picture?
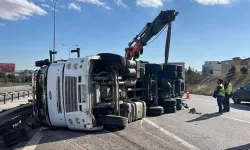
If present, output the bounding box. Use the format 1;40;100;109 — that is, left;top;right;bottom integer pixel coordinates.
185;72;250;96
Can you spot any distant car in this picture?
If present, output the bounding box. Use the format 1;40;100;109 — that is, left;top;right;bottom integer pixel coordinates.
232;83;250;104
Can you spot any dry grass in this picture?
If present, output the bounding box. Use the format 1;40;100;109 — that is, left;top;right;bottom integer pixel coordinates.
186;74;250;96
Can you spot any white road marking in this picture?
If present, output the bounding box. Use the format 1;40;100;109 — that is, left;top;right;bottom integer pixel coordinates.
139;120;174;146
222;115;250;124
143;118;200;150
21;127;46;150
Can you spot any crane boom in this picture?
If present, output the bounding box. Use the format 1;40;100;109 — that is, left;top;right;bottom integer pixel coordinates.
125;10;179;60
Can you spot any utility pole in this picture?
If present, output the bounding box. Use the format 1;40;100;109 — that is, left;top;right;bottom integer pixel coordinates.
52;0;59;62
62;44;78;58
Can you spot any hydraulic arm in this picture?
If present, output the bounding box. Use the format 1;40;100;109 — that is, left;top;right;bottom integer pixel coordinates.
125;10;179;61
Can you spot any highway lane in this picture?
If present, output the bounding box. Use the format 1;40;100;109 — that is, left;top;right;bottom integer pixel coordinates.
7;94;250;150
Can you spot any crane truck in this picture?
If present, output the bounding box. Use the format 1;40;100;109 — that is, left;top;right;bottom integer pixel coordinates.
32;10;183;131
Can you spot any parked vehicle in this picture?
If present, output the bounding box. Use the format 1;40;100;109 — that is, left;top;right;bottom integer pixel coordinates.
232;83;250;104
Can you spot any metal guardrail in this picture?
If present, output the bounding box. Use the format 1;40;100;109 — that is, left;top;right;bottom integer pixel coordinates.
0;104;33;137
0;90;33;104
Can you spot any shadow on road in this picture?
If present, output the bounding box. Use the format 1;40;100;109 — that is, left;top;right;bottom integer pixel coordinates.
4;126;122;149
226;143;250;150
186;112;221;123
230;102;250;111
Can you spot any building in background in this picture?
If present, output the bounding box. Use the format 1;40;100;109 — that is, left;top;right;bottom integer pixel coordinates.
221;57;242;75
0;63;15;73
240;57;250;69
202;61;222;75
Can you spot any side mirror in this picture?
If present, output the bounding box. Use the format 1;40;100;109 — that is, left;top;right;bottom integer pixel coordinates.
71;48;80;58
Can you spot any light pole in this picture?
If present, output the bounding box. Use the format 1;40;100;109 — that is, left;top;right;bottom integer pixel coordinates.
62;44;78;58
52;0;59;62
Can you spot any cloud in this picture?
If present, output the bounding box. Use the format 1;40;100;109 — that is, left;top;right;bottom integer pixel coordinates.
68;2;81;11
0;23;5;27
77;0;112;10
0;0;47;21
60;5;67;9
136;0;163;8
195;0;232;5
114;0;127;8
41;4;50;8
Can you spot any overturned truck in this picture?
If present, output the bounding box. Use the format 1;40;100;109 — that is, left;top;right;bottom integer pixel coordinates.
33;10;185;131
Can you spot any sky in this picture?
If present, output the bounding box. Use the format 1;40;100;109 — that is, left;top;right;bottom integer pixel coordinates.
0;0;250;71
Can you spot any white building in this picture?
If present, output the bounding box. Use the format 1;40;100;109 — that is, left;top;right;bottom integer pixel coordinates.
202;61;222;75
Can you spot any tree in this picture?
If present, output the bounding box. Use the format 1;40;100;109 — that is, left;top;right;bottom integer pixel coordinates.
6;74;16;82
210;69;213;75
235;64;241;74
186;66;193;76
240;67;248;74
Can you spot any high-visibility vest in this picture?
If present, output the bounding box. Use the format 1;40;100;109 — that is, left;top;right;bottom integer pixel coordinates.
226;83;232;95
217;84;225;97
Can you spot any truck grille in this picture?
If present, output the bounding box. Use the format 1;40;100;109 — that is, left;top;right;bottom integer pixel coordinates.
65;76;78;112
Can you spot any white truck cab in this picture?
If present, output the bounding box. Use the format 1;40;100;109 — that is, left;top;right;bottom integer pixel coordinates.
34;53;147;131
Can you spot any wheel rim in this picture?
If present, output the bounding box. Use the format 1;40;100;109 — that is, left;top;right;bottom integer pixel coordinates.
234;96;239;103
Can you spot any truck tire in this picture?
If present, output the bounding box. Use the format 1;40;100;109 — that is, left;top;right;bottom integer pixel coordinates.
163;99;176;107
175;79;184;96
177;66;183;72
176;98;182;106
158;71;177;79
145;64;162;74
97;115;128;130
146;106;164;116
176;104;183;110
164;106;176;114
163;64;177;71
177;72;183;79
97;53;126;68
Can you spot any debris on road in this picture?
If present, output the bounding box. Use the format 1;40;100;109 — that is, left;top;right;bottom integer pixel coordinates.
181;101;201;115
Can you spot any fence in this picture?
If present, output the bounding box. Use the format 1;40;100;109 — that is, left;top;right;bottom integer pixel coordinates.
0;90;33;104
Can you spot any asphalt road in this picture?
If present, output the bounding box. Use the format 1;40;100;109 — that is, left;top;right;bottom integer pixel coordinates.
7;94;250;150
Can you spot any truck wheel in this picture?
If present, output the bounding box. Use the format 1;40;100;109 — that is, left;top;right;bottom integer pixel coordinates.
97;53;126;68
176;98;182;106
145;64;163;74
177;66;183;72
176;104;183;110
158;71;177;79
163;64;177;71
97;115;128;130
146;106;164;116
175;79;184;96
163;99;176;107
164;106;177;114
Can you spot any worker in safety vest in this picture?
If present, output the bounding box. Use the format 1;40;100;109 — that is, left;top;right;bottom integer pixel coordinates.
223;78;232;112
213;78;225;114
